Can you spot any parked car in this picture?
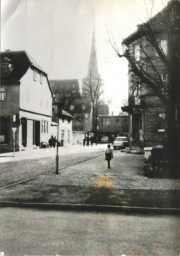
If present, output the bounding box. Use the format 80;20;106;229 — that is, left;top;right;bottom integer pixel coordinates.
113;136;128;149
100;136;109;143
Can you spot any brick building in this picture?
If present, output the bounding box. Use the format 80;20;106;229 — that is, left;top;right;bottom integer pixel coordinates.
122;0;180;147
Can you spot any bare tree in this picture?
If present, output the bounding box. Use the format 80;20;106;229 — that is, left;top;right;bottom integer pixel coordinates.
83;72;104;136
109;0;180;173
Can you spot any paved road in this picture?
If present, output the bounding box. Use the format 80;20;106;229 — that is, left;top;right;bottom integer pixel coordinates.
0;208;179;256
0;148;104;188
1;150;180;208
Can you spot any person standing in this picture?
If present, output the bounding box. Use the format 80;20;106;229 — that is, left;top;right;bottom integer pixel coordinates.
105;144;113;169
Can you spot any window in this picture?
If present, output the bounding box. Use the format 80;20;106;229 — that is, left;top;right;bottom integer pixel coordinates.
0;88;6;101
33;70;38;81
160;40;167;55
116;118;121;125
70;105;74;111
160;73;167;84
82;104;86;110
68;131;70;143
40;73;44;84
134;44;140;61
41;120;44;133
106;119;110;126
1;61;14;76
158;112;165;132
61;130;64;140
155;39;167;56
85;113;88;118
1;63;9;73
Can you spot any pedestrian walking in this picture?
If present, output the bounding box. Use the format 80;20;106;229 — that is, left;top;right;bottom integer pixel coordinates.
86;136;89;146
105;144;113;169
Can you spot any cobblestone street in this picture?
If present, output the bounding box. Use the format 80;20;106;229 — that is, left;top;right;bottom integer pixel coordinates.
1;149;180;209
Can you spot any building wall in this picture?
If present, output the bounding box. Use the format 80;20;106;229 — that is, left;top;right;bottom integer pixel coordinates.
58;117;73;145
98;116;129;135
20;68;52;116
0;84;20;152
18;67;53;150
143;96;165;146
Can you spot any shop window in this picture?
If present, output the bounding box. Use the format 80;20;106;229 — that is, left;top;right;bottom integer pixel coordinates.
0;88;6;101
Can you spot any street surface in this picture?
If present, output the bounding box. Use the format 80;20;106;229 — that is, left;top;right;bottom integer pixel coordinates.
0;145;105;188
0;207;179;256
1;147;180;208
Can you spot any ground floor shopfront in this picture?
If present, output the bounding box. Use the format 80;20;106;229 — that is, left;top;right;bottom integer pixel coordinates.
123;106;165;147
0;110;52;153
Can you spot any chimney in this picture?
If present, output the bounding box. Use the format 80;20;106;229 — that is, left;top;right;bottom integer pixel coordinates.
5;49;11;52
111;111;113;116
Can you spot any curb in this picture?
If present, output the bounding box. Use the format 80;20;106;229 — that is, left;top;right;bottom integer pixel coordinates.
1;201;180;215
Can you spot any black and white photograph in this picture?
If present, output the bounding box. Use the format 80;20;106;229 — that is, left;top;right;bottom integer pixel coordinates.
0;0;180;255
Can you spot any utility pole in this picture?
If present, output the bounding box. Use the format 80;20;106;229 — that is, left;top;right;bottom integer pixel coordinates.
54;102;62;175
56;117;59;175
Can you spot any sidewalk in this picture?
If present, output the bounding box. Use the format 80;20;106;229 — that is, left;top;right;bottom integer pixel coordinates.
1;150;180;213
0;144;106;163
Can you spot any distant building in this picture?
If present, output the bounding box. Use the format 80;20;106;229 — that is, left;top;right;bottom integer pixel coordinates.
98;103;109;116
0;51;53;152
97;114;129;138
51;109;74;146
50;79;91;131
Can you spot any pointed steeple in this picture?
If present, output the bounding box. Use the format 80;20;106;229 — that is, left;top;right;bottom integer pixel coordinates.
87;30;99;78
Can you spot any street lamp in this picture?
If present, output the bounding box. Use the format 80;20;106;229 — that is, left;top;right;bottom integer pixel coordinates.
54;102;62;174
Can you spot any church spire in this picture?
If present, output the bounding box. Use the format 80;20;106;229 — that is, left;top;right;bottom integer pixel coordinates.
87;30;99;78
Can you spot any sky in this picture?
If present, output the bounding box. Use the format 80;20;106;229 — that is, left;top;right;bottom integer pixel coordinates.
1;0;170;114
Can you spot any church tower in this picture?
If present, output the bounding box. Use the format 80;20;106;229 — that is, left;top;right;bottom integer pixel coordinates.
82;30;100;95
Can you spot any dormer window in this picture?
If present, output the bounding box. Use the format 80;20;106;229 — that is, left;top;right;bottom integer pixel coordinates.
1;62;14;76
1;63;9;73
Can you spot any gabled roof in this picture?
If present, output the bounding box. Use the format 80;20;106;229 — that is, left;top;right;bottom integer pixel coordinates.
50;79;80;93
1;50;53;97
62;109;74;119
1;50;47;81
